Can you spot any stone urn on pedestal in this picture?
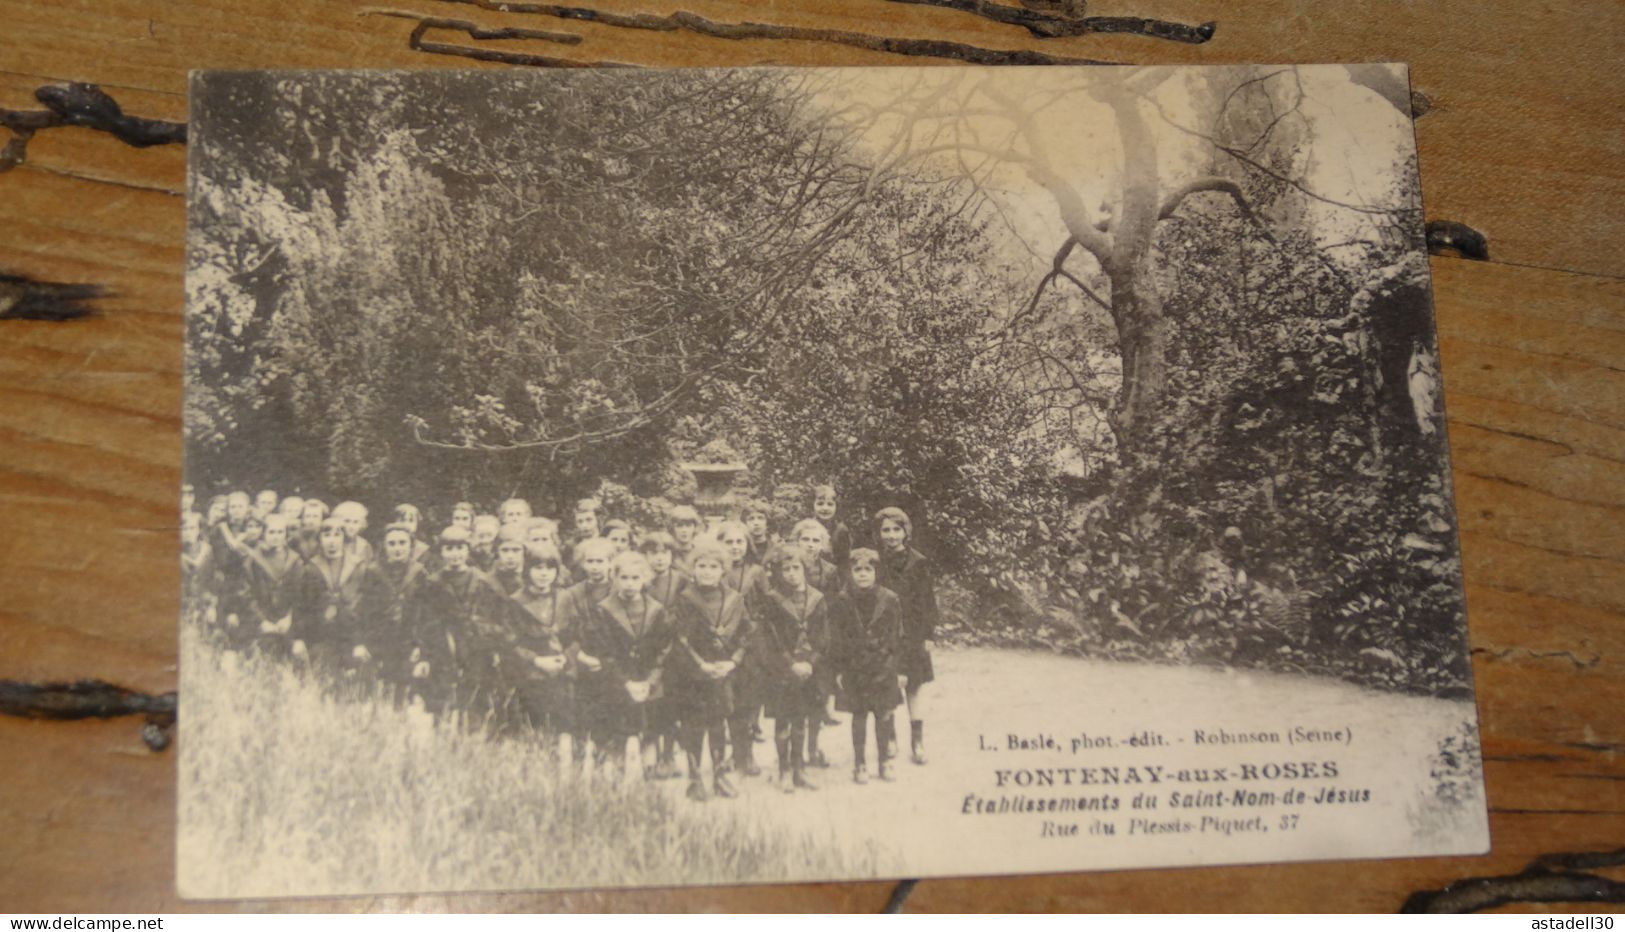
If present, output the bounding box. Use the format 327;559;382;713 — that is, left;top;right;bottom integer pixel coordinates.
680;461;748;534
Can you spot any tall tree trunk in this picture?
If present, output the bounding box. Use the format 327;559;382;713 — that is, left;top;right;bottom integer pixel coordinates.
1106;262;1169;456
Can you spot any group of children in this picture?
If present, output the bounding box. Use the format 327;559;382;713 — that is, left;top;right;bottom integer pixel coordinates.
181;484;940;798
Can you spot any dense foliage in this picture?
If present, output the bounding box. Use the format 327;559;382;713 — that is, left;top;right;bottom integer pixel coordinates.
189;69;1470;697
187;70;1058;577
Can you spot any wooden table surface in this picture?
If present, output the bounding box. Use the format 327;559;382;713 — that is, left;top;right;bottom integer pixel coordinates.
1;0;1620;914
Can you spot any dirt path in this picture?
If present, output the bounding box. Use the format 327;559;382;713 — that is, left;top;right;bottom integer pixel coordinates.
655;646;1488;880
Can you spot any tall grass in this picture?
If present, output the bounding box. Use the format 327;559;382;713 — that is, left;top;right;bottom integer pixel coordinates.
178;626;891;898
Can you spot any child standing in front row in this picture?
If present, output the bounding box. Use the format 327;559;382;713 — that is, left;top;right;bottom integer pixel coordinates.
559;537;618;767
715;519;765;776
793;517;842;763
873;506;938;766
666;542;748;801
640;532;688;779
757;544;827;793
580;551;674;778
832;548;905;783
512;542;573;754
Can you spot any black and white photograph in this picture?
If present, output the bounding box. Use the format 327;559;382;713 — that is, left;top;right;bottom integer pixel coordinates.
178;64;1489;898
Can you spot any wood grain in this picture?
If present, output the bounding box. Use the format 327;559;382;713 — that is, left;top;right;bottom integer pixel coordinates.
0;0;1620;914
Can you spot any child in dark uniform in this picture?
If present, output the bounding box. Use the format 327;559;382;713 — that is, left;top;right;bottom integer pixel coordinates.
665;542;748;801
450;502;475;535
513;542;573;752
667;504;703;574
793;517;842;762
832;548;905;783
570;497;603;555
640;531;688;779
741;499;775;567
525;517;572;588
602;519;633;557
244;514;303;657
180;510;215;623
294;499;327;562
715;519;766;775
470;515;500;573
579;551;673;777
874;506;939;766
292;516;378;676
812;484;854;571
559;537;618;766
407;525;507;722
333;501;374;570
392;504;431;564
757;544;827;793
490;524;528;597
498;497;531;530
375;522;427;692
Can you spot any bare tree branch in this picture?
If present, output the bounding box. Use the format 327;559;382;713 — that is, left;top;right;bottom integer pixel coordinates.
1157;175;1253;221
1137;90;1420;217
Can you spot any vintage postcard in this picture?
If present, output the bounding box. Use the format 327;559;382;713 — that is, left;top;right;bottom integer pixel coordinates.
179;65;1488;897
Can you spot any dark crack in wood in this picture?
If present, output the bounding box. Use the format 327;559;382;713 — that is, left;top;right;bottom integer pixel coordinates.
1410;90;1432;119
1426;219;1489;260
1471;646;1602;670
366;11;624;68
0;271;105;321
0;679;176;751
1;82;185;173
433;0;1119;65
882;878;920;913
1563;741;1625;754
1401;846;1625;913
884;0;1214;43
